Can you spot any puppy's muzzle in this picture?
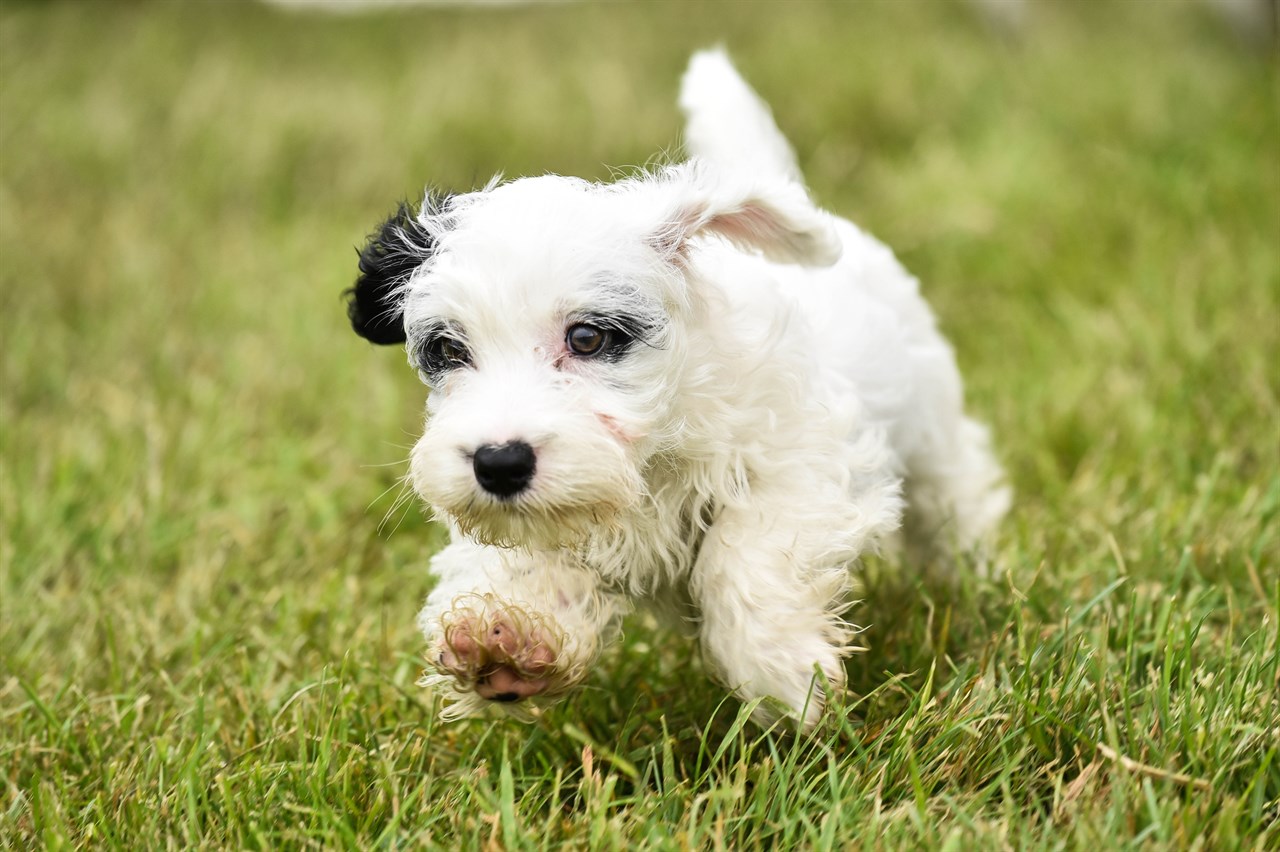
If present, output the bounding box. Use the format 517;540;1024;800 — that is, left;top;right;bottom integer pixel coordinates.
473;441;536;498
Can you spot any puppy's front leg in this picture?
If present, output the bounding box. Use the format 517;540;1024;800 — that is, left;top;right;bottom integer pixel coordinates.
418;538;625;719
693;491;862;730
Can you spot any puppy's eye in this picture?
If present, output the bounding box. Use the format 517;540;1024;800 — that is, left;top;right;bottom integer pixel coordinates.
437;338;469;365
417;335;471;374
566;323;610;357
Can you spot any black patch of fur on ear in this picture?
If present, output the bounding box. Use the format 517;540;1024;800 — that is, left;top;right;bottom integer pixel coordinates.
346;199;438;345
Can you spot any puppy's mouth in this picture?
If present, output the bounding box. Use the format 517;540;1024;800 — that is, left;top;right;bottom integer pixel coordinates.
440;489;631;551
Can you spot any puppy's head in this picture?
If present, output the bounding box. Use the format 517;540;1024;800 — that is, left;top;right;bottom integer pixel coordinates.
348;162;838;549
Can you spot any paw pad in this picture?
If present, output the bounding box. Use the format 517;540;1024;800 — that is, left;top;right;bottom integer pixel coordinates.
430;596;568;703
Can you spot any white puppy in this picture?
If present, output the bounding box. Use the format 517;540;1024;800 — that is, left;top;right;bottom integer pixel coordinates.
346;50;1009;730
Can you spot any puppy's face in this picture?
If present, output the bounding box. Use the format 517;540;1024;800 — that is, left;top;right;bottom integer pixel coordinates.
404;177;685;549
347;165;839;549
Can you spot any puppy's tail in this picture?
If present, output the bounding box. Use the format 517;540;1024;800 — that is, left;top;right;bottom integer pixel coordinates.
679;48;803;183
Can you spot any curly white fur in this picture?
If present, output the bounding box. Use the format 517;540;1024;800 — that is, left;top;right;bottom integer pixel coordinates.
398;49;1009;730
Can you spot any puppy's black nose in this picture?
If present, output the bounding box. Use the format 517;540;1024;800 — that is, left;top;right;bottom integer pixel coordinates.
473;442;536;497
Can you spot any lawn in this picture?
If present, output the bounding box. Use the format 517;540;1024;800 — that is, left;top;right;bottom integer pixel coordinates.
1;0;1277;848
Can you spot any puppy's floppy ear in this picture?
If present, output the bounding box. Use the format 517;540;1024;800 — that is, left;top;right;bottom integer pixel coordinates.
650;160;841;267
346;199;440;345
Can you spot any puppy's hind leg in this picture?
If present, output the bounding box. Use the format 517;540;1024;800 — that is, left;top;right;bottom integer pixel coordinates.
903;416;1010;572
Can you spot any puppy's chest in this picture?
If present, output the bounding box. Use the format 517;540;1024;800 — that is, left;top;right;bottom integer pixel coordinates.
586;481;716;593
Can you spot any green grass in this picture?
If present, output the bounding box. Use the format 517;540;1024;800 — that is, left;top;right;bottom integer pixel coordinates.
2;0;1277;847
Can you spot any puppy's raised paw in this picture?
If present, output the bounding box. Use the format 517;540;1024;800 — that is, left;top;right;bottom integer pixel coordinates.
430;596;572;703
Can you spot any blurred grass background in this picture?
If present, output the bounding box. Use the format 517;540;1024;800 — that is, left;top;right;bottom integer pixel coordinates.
1;0;1277;847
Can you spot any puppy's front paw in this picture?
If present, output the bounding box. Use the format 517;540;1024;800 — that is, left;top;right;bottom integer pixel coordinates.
429;595;577;704
711;635;848;732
